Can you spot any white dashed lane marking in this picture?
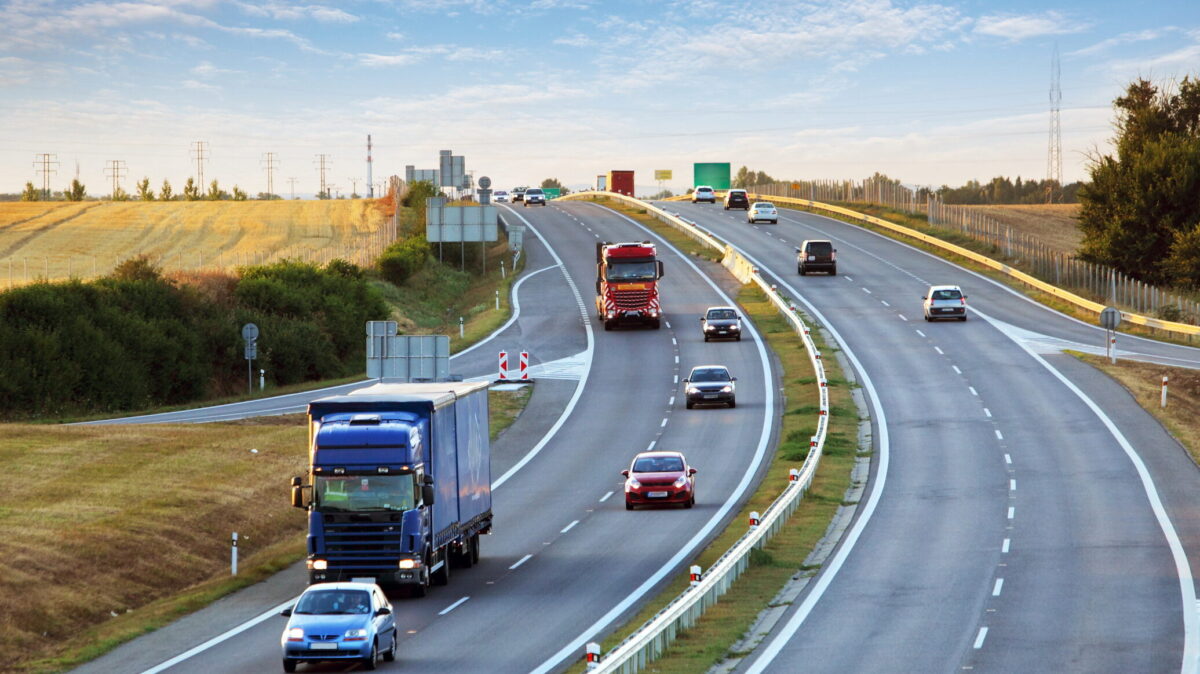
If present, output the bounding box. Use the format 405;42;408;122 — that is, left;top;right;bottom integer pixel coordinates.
509;555;532;570
969;387;979;396
995;430;1004;440
439;596;470;615
952;365;962;374
599;491;613;502
898;314;908;322
1007;507;1015;519
934;346;944;355
561;520;579;534
1002;538;1011;553
992;579;1004;596
916;329;926;337
974;627;988;649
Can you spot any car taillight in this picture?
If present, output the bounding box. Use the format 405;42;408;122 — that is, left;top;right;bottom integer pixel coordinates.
830;251;837;261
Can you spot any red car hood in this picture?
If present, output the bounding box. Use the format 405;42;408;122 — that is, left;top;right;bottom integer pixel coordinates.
632;471;684;486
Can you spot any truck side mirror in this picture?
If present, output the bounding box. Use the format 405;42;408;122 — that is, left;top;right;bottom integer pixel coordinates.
290;476;302;488
656;260;664;279
422;484;436;505
699;316;706;321
291;484;307;509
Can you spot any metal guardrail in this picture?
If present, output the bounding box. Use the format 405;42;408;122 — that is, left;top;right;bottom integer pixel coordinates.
560;190;831;673
747;194;1200;338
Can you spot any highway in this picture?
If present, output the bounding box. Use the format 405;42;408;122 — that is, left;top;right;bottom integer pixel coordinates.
663;200;1200;673
77;201;781;673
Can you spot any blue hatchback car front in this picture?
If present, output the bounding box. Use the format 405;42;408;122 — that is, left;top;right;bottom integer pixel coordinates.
280;582;396;671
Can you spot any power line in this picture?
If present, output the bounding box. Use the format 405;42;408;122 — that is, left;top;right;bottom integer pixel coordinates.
190;141;209;187
314;154;330;198
1047;45;1062;203
33;153;58;199
104;159;127;198
261;151;279;198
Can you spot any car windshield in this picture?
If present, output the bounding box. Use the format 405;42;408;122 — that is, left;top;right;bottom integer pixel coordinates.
932;289;962;300
707;309;736;320
495;191;507;195
633;456;684;473
294;589;371;615
607;260;657;281
527;189;543;194
690;368;729;382
314;474;416;512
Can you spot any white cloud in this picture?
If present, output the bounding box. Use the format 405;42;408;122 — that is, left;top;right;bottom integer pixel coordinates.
554;34;594;47
974;11;1087;41
191;61;237;78
386;32;406;41
359;53;421;67
357;45;507;67
1104;44;1200;77
237;2;358;23
1069;29;1169;57
181;79;220;91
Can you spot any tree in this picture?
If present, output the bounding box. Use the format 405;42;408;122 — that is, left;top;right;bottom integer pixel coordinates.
111;186;130;201
1078;76;1200;286
732;166;775;189
316;189;331;200
256;192;279;200
159;179;174;201
183;177;201;201
136;177;154;201
66;179;86;201
232;185;247;201
541;178;568;194
21;182;39;201
207;179;229;201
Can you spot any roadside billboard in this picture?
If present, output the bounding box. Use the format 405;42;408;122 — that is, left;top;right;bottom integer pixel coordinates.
654;170;672;181
693;163;731;190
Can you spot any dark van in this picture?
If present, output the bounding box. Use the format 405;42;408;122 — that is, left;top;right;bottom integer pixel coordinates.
796;240;837;275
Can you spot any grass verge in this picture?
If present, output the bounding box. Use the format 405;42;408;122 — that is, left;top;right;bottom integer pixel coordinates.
8;389;534;673
580;196;721;262
565;283;858;672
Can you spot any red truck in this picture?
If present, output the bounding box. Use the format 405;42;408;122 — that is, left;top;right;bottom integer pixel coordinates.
595;241;664;330
606;170;635;197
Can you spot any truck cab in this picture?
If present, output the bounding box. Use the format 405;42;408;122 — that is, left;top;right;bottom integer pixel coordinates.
595;241;664;330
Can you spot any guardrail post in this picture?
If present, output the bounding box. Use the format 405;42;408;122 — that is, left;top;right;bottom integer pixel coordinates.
748;511;760;528
1162;376;1169;408
585;642;601;670
690;565;702;586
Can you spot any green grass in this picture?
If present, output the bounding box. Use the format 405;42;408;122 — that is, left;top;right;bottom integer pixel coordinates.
564;224;858;671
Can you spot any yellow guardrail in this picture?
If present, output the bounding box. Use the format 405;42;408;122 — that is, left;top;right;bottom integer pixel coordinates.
746;194;1200;338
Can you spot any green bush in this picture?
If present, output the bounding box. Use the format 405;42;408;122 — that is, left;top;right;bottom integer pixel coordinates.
378;236;430;285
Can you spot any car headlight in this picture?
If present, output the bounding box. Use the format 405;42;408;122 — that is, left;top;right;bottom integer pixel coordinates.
686;387;700;395
673;476;687;488
286;627;305;642
398;558;419;569
627;478;641;489
307;559;327;570
721;385;732;393
344;628;368;641
704;324;714;331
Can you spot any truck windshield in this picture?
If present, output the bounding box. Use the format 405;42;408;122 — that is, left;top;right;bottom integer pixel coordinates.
314;474;416;512
607;261;657;281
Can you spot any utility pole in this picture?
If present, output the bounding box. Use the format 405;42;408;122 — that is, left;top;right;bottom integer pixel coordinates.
287;177;298;200
348;177;360;197
314;154;330;199
33;153;58;200
191;141;209;188
366;134;374;198
261;152;279;199
104;159;127;199
1046;44;1062;203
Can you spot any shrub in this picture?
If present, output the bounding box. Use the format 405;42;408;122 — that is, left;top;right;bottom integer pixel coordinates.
378;237;430;285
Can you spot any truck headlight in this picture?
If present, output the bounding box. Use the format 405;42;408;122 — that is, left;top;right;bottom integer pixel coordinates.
307;559;327;570
398;558;419;570
606;311;615;319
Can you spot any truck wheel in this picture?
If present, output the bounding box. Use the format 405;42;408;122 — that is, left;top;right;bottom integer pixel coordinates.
830;266;837;276
703;335;709;342
650;319;661;330
362;641;378;670
410;568;429;598
603;320;613;331
432;556;451;586
798;266;805;275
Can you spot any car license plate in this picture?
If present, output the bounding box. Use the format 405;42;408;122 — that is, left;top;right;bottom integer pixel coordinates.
648;491;669;498
704;394;718;399
310;643;338;650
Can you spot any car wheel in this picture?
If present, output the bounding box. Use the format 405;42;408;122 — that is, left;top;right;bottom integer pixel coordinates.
960;315;968;322
625;500;633;511
723;206;729;210
830;266;837;276
924;314;931;322
685;495;694;509
735;335;741;341
283;659;297;673
686;400;694;409
798;266;806;275
728;398;736;409
383;636;397;662
703;335;709;342
362;641;378;670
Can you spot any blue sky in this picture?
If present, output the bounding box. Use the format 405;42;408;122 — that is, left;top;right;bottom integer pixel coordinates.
2;0;1198;197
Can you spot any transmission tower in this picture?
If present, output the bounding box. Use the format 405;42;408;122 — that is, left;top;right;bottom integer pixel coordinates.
1046;45;1062;203
348;177;360;197
190;141;209;187
314;154;331;198
33;153;59;200
287;177;298;200
366;135;374;198
104;160;128;198
262;152;279;199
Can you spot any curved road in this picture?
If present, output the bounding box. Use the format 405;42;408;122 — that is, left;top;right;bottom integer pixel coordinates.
663;200;1200;673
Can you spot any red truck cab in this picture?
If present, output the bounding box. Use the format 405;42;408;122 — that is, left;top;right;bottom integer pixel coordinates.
596;241;664;330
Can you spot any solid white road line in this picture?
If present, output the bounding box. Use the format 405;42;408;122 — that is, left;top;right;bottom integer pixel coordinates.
140;598;297;674
561;520;579;534
509;554;533;570
453;263;561;359
993;579;1004;596
439;596;470;615
974;627;989;649
600;491;614;502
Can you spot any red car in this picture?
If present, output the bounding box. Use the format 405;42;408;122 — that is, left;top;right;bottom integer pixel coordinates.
622;451;696;510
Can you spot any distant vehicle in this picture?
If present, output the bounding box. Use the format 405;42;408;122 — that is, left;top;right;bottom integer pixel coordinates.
683;365;736;409
280;581;397;671
622;451;696;510
748;202;778;224
700;306;742;342
723;189;749;210
606;170;634;196
597;174;607;191
692;186;716;204
524;187;546;206
493;190;509;203
923;284;968;321
796;239;836;275
512;187;528;203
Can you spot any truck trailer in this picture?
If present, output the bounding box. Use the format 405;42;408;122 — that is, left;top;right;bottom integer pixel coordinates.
291;381;492;596
595;241;664;330
606;170;635;197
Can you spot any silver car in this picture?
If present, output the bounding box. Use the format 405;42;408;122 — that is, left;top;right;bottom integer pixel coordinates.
692;186;716;203
748;202;778;224
923;284;968;321
524;187;546;206
493;190;509;203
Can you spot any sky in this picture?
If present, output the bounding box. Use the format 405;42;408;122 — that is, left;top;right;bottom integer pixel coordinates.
2;0;1199;197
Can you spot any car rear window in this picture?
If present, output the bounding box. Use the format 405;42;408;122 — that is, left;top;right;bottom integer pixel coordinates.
933;289;962;300
633;456;684;472
806;241;833;255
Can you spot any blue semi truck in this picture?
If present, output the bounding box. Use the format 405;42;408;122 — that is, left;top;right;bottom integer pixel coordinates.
290;381;492;595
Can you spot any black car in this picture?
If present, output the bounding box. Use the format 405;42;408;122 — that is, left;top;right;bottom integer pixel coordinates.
723;189;750;210
796;239;837;275
700;306;742;342
684;365;736;409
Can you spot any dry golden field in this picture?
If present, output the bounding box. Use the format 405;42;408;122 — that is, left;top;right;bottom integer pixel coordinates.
964;203;1083;254
0;199;393;288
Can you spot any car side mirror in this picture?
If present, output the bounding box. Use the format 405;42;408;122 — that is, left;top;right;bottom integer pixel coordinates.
682;378;689;384
921;296;927;300
376;607;391;616
963;295;968;299
280;607;293;617
688;468;697;475
621;470;630;477
731;377;737;381
699;316;705;321
422;484;435;505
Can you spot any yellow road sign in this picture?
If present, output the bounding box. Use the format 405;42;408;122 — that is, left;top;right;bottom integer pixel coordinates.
654;170;672;181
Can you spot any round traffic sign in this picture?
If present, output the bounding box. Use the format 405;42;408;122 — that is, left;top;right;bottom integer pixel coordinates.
478;176;492;189
242;323;259;341
1099;307;1121;330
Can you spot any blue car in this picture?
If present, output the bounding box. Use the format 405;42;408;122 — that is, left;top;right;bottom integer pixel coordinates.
280;582;397;671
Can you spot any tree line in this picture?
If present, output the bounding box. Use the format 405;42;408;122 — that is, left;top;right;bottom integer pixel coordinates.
19;177;275;202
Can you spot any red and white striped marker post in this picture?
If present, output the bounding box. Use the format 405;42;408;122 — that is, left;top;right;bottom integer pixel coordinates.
749;511;761;528
498;351;508;381
789;468;800;482
519;351;529;381
689;565;702;586
585;642;601;670
1162;375;1169;408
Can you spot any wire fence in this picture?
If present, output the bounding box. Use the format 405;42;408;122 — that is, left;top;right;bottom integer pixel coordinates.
749;178;1200;328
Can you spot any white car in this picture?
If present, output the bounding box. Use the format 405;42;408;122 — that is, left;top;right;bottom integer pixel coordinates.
922;284;968;321
493;190;509;203
748;202;778;224
523;187;546;206
692;186;716;203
